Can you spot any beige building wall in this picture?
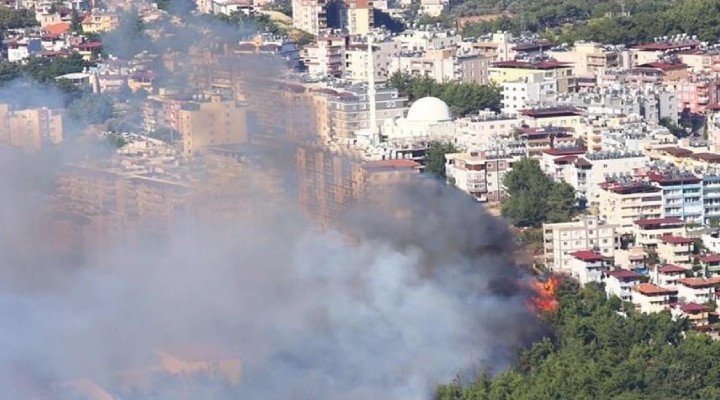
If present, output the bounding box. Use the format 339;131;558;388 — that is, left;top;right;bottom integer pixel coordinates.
7;108;63;151
178;97;248;155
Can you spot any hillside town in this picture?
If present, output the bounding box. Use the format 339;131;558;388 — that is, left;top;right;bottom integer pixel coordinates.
5;0;720;398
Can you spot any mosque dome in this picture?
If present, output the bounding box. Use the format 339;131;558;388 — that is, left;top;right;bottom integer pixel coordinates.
405;96;452;122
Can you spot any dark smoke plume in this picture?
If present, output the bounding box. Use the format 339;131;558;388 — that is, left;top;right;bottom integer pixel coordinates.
0;10;544;400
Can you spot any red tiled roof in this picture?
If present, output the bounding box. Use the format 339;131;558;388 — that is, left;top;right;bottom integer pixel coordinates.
542;147;586;156
520;107;582;118
633;41;700;51
44;22;71;37
656;146;693;156
634;283;677;295
657;264;687;274
634;217;685;227
679;277;720;288
658;235;694;245
574;157;592;168
607;269;642;280
553;155;577;164
681;302;711;313
699;254;720;264
571;250;605;262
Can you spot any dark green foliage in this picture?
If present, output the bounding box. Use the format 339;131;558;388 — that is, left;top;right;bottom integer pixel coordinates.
424;141;459;179
217;11;286;36
501;158;576;227
389;72;502;116
22;53;89;84
435;282;718;400
458;0;720;45
106;133;128;148
70;9;82;33
0;6;38;29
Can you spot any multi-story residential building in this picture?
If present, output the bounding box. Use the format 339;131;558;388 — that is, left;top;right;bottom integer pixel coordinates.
0;105;64;151
630;40;701;68
632;283;677;314
344;41;399;83
444;150;518;202
324;85;407;139
699;253;720;276
605;269;643;302
454;112;522;150
393;28;461;52
291;0;372;35
391;48;456;84
650;264;688;288
702;173;720;224
176;93;247;155
666;77;720;114
81;11;119;33
677;277;720;304
547;41;622;76
647;169;703;223
633;217;686;247
657;235;694;266
501;72;556;115
524;128;577;157
598;180;663;233
561;151;649;205
489;59;576;93
519;106;584;130
302;35;347;78
568;250;606;287
543;216;617;272
671;303;712;329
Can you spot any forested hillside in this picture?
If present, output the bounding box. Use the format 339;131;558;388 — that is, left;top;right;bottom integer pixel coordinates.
452;0;720;45
436;281;720;400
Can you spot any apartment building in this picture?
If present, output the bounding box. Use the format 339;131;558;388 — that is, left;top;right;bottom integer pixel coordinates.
632;283;677;314
81;12;119;33
344;41;399;83
633;217;686;247
391;48;457;84
677;277;720;304
501;72;557;115
445;150;517;202
561;151;649;205
292;0;372;36
657;235;694;266
547;41;622;76
568;250;606;287
393;28;461;52
489;60;576;92
176;93;248;155
605;269;643;302
598;180;663;233
647;169;703;223
324;85;407;139
296;143;420;227
703;173;720;224
291;0;328;35
0;105;64;151
543;217;617;272
454;113;522;150
519;107;584;130
303;36;348;78
650;264;688;288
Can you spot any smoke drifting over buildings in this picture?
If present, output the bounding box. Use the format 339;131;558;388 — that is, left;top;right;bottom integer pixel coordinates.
0;11;542;400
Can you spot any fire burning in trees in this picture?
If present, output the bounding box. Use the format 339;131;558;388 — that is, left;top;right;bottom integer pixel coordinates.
528;276;560;314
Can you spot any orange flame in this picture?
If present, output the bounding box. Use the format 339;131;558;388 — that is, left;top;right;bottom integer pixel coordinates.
527;276;560;314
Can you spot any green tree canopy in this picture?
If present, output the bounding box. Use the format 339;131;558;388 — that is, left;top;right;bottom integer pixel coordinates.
424;141;459;179
68;93;115;126
501;158;576;227
389;72;502;116
435;281;720;400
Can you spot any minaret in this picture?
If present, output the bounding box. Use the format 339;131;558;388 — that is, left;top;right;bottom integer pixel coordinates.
367;34;379;146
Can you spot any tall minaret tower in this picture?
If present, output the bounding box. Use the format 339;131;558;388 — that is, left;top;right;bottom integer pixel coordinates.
367;34;379;146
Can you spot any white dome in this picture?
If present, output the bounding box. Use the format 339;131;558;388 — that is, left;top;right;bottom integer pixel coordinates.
406;97;452;122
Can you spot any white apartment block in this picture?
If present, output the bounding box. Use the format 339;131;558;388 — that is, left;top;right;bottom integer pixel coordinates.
650;264;688;289
568;250;606;287
543;217;617;272
392;29;461;52
391;49;457;83
344;41;399;83
454;113;522;150
292;0;326;35
677;278;720;304
605;269;643;302
501;72;557;115
633;218;686;247
445;150;518;202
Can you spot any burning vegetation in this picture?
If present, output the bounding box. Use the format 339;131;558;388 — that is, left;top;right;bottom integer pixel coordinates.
528;275;561;314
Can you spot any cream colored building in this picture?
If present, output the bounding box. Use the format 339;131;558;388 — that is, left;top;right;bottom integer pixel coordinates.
543;216;617;272
445;150;518;202
598;181;663;233
489;60;575;92
656;235;694;266
547;41;622;76
632;283;677;314
81;12;120;34
677;278;720;304
0;105;64;151
633;217;686;247
176;94;247;155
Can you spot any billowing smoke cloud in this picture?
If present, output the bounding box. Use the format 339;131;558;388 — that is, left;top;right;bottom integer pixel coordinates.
0;10;543;400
